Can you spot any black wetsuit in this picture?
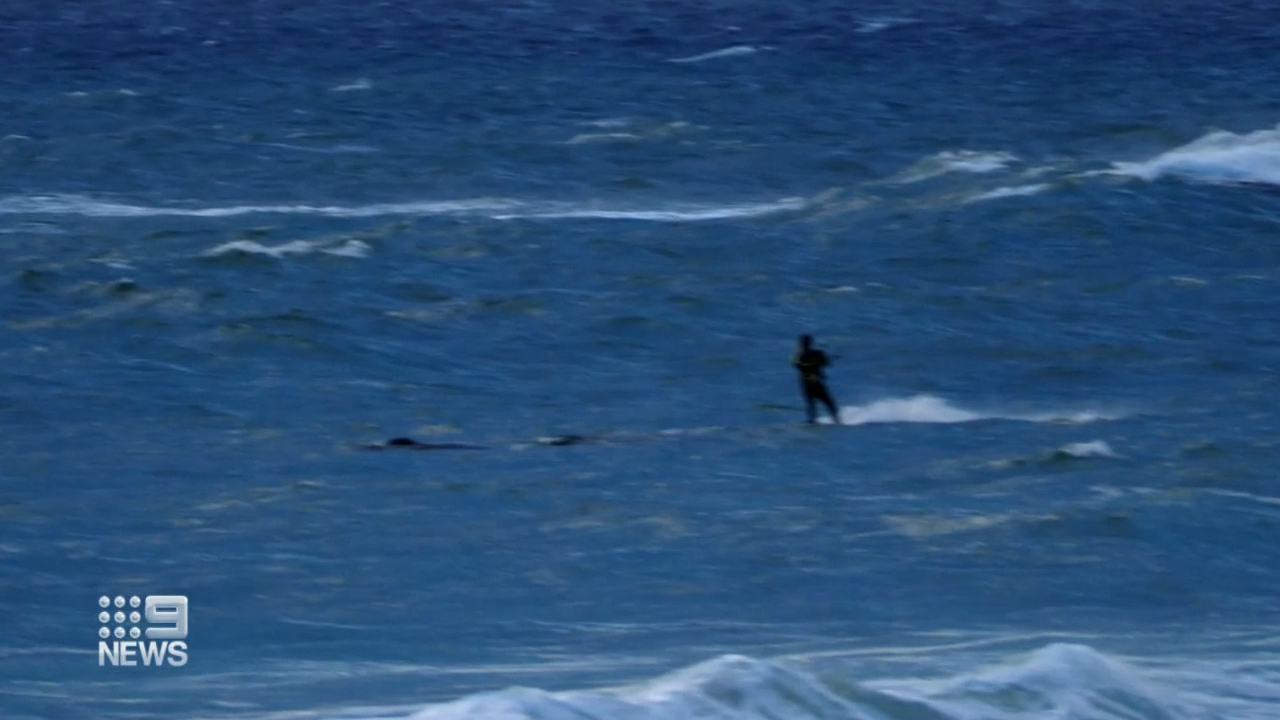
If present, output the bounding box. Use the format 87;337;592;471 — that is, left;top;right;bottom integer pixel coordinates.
793;348;840;424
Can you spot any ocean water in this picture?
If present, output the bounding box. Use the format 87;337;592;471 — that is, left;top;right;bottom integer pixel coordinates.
4;1;1280;718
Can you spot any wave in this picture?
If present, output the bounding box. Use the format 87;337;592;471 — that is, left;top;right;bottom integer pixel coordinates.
63;89;139;99
881;150;1020;185
490;199;804;221
200;239;372;260
964;183;1051;203
1054;440;1119;459
820;395;1119;426
0;194;807;222
856;17;919;34
563;132;645;145
578;118;636;129
332;78;373;92
563;121;696;146
985;440;1122;471
345;644;1265;720
869;644;1205;720
1111;124;1280;186
668;45;760;63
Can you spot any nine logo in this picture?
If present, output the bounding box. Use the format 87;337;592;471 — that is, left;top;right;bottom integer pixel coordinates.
97;595;189;667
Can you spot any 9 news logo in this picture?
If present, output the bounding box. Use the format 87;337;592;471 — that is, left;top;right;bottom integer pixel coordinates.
97;595;189;667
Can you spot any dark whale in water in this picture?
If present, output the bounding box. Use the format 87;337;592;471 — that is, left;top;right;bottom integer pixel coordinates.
364;434;598;451
364;437;489;451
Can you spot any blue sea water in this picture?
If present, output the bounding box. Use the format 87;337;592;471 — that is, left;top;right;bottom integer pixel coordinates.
4;1;1280;718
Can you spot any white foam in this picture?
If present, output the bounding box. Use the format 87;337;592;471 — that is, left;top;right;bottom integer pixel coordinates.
579;118;635;129
324;239;373;258
332;78;373;92
1112;124;1280;186
885;512;1019;539
874;643;1192;718
668;45;759;63
564;133;644;145
200;238;370;259
856;17;918;33
0;194;514;218
1056;440;1119;458
491;198;807;221
405;655;842;720
61;89;139;99
565;121;696;145
886;150;1020;184
365;644;1259;720
200;240;313;259
833;395;981;425
1024;409;1121;424
0;222;62;235
1200;489;1280;507
819;395;1119;426
965;183;1050;203
0;194;805;223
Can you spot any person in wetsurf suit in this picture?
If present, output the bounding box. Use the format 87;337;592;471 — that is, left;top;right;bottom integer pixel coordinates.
792;334;841;424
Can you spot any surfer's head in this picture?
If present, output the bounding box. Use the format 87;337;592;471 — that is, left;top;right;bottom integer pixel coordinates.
799;334;813;349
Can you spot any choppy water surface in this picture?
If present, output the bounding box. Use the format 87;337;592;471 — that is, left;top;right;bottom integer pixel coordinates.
3;2;1280;719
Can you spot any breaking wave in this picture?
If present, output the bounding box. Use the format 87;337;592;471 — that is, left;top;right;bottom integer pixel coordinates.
1111;124;1280;186
343;644;1274;720
1054;440;1120;459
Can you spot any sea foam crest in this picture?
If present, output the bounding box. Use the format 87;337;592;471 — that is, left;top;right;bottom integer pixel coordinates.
884;151;1019;184
385;645;1215;720
1112;124;1280;186
0;194;806;222
401;655;869;720
870;643;1193;720
200;239;371;259
856;17;918;33
964;183;1050;203
668;45;760;63
332;78;373;92
1055;440;1119;458
823;395;1118;426
490;199;804;221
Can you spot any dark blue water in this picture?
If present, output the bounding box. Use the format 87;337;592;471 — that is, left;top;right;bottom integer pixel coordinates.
4;3;1280;719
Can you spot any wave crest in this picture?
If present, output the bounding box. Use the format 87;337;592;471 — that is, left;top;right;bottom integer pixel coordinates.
1112;124;1280;186
0;194;806;223
391;644;1218;720
200;239;371;260
668;46;760;63
883;151;1020;185
821;395;1119;426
